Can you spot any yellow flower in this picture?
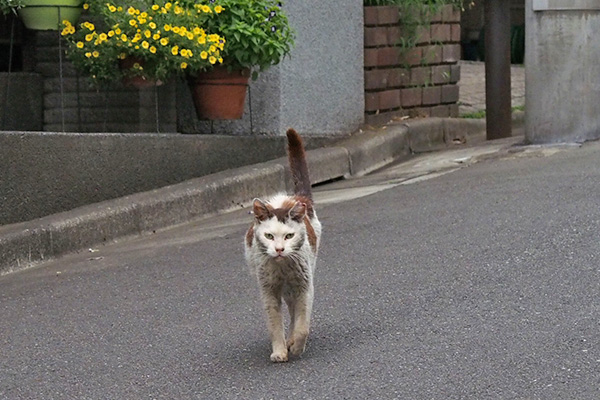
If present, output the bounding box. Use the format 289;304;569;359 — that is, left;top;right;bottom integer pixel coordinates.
160;38;169;46
129;19;137;27
85;33;94;42
76;41;84;48
174;5;183;14
149;46;157;54
108;30;115;37
193;27;201;35
200;51;208;59
180;62;188;69
144;30;151;38
149;22;156;29
172;26;180;34
83;3;89;9
92;51;99;57
209;45;216;53
85;52;92;58
209;56;217;64
115;28;122;35
153;33;160;40
186;32;194;40
142;41;149;49
171;45;179;55
165;2;172;9
99;33;107;41
127;6;136;14
218;57;223;63
151;4;159;10
214;5;223;13
201;5;210;13
108;5;116;12
164;24;171;31
197;36;206;44
121;34;128;42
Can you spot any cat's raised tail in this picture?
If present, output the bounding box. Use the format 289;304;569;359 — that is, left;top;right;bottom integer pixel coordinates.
286;128;312;200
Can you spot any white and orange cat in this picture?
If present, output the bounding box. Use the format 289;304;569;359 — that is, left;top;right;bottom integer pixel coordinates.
244;128;322;362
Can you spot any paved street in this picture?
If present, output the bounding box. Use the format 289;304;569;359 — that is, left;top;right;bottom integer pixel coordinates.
2;138;600;399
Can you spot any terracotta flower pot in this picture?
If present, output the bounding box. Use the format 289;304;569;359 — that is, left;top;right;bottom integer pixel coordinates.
18;0;82;30
188;67;250;120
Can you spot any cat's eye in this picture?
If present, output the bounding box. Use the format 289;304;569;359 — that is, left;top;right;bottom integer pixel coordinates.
264;233;274;240
285;233;295;240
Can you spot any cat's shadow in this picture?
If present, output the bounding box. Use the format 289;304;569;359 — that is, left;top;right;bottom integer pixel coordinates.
194;317;383;377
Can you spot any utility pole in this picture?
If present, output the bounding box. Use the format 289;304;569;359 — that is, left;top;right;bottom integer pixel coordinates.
484;0;512;140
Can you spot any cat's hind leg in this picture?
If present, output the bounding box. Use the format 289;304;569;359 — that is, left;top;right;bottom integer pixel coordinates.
287;287;313;357
284;294;296;349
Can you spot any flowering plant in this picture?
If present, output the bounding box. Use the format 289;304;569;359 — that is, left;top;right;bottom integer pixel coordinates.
61;0;225;85
204;0;294;78
0;0;24;16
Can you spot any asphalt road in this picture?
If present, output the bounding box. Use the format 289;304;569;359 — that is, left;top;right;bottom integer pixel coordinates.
2;139;600;399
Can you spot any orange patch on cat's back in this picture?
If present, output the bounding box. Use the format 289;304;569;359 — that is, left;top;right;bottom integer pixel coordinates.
304;216;318;253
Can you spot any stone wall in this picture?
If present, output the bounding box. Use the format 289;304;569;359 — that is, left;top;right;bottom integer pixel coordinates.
364;5;461;126
34;31;177;133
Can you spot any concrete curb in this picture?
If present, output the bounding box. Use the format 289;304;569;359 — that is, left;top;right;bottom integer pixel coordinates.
0;117;506;274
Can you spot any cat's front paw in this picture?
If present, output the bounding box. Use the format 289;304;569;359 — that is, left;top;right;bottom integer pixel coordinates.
270;350;288;363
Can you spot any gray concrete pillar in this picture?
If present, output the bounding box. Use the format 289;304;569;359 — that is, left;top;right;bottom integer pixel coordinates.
525;0;600;143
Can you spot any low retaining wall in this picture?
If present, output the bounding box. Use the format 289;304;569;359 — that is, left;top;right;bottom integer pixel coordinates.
0;132;338;225
0;117;491;275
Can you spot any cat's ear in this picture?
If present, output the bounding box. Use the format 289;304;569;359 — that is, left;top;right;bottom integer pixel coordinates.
289;201;306;222
253;198;272;222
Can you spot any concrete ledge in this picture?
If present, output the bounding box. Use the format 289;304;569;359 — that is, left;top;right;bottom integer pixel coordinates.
0;131;339;226
406;118;447;153
0;117;496;275
0;163;285;274
338;124;410;176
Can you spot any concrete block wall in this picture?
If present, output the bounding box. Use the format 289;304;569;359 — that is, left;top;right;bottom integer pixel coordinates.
364;4;461;126
179;0;365;136
525;0;600;144
34;32;177;133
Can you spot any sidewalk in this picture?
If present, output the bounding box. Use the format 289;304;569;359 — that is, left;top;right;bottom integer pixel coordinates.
458;61;525;116
0;62;525;275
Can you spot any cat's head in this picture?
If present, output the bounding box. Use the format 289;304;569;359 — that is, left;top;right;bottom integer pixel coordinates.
252;198;306;260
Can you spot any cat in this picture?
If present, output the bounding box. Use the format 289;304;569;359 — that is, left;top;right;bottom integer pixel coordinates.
244;128;322;363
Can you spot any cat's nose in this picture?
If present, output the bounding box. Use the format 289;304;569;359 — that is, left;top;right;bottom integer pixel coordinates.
275;247;284;254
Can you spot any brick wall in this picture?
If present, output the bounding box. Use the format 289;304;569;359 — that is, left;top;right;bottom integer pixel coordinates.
34;32;176;133
364;5;461;126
